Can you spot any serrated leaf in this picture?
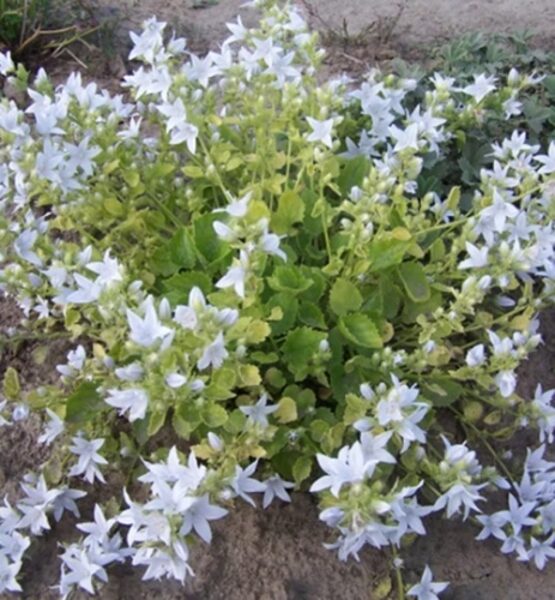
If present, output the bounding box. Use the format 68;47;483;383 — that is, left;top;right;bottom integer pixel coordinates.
329;278;363;316
246;320;271;344
266;293;298;336
271;190;305;234
168;227;196;270
298;302;327;329
202;403;228;427
267;265;313;295
282;327;326;366
238;364;261;387
338;314;383;349
397;262;431;303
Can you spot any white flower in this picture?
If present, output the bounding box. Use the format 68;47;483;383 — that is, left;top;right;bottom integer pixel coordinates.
526;536;555;570
216;250;249;298
389;123;420;152
458;242;488;269
310;442;373;497
66;273;102;304
0;554;22;593
462;74;496;103
407;565;449;600
126;296;174;348
14;229;42;267
51;487;87;522
105;388;149;422
59;545;108;597
115;362;144;382
86;250;122;285
179;494;228;543
306;117;334;148
465;344;486;367
239;392;278;428
158;98;187;131
68;436;108;484
77;504;116;545
197;331;229;371
535;142;555;175
215;191;252;218
229;461;266;506
38;409;65;445
213;220;237;242
262;475;294;508
0;51;14;76
170;122;199;153
165;373;188;389
475;512;508;541
494;494;537;535
494;370;517;398
64;137;100;177
258;221;287;261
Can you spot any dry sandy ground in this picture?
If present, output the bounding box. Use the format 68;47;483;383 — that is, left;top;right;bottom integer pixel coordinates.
2;1;555;598
97;0;555;55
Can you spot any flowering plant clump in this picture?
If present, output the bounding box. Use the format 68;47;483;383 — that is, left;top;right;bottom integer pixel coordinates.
0;0;554;596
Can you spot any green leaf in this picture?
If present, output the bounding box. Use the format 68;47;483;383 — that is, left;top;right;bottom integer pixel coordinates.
275;396;298;424
298;302;327;329
173;402;201;438
397;262;431;303
329;278;363;316
245;320;271;344
338;314;383;349
292;455;312;484
161;271;213;305
422;377;464;407
66;381;103;423
147;409;167;436
271;190;305;234
202;403;228;427
194;213;230;264
238;364;262;387
168;227;196;270
368;236;410;271
267;265;313;295
266;293;298;335
343;393;369;425
379;276;402;320
544;75;555;99
282;327;326;366
337;155;369;196
2;367;20;401
103;196;125;217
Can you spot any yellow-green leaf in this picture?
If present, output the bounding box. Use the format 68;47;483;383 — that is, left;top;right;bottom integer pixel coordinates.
275;397;297;423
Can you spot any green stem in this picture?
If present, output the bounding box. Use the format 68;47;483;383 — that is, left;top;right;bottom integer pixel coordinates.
391;546;405;600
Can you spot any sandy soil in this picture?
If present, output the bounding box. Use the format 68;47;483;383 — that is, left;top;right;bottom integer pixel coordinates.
93;0;555;58
2;1;555;598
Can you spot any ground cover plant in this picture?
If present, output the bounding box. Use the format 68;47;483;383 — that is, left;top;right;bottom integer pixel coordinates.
0;0;554;597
